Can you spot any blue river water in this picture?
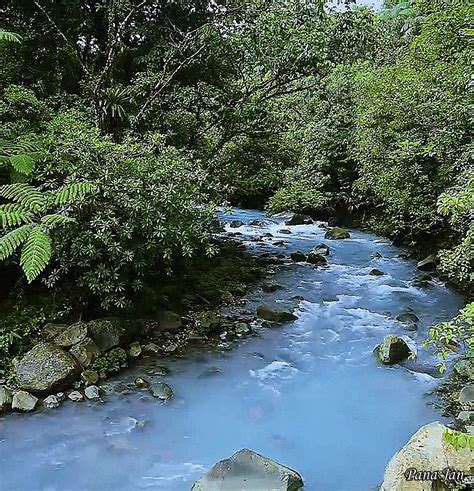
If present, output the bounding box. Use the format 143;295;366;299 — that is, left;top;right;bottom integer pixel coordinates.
0;209;464;490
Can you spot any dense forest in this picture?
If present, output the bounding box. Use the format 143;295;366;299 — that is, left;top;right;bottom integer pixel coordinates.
1;0;472;371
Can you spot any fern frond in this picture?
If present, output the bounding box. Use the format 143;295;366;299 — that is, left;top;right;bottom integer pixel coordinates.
0;30;22;43
54;182;96;205
40;214;75;229
0;224;34;260
0;184;46;211
20;226;52;283
0;203;34;228
9;154;35;175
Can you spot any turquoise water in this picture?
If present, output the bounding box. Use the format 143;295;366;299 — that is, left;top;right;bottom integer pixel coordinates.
0;209;464;490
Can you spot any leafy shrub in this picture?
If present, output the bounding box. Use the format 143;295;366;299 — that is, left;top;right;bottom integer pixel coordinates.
267;184;332;216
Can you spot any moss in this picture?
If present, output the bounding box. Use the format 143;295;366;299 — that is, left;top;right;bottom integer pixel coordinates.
91;347;127;377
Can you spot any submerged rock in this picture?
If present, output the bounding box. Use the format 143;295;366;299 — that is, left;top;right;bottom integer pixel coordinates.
306;252;328;266
374;335;412;365
70;337;101;369
16;342;80;393
417;254;436;271
325;227;351;240
380;422;473;490
369;268;385;276
134;377;150;388
54;322;88;348
290;251;306;262
313;243;330;256
257;305;298;323
0;386;13;412
148;382;174;401
12;391;38;412
396;309;419;324
192;448;304;491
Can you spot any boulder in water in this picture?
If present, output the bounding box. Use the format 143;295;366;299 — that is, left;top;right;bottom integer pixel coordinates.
325;227;351;240
285;213;313;226
396;309;420;326
16;342;80;393
313;243;330;256
290;251;306;262
306;252;328;266
417;254;436;271
229;220;244;228
148;382;174;401
374;335;412;365
257;305;298;323
192;448;304;491
370;268;385;276
12;391;38;411
380;422;473;490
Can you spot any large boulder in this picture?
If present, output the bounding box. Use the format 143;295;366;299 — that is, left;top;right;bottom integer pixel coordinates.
290;251;306;262
325;227;351;240
88;319;125;352
306;252;328;266
417;254;436;271
257;305;298;323
192;449;304;491
12;391;38;412
70;337;101;368
54;322;88;348
374;335;412;365
285;213;313;226
15;342;80;393
380;422;473;490
313;243;330;256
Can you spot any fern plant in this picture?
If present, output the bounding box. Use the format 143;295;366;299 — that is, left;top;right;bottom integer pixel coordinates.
0;182;96;282
0;30;22;43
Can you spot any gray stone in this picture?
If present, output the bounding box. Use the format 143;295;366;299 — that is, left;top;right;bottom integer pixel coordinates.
68;390;84;402
457;411;474;424
285;213;313;226
197;312;221;332
234;322;251;335
148;382;174;401
459;384;474;409
313;243;330;256
43;395;60;409
84;385;101;400
134;377;150;388
290;251;306;262
157;311;182;332
278;229;292;234
417;254;436;271
369;269;385;276
257;305;298;323
88;319;125;352
154;366;171;376
324;227;351;240
54;322;88;348
192;449;304;491
16;342;80;393
41;323;68;341
306;252;328;266
81;370;99;385
143;343;160;355
396;310;420;325
453;358;474;381
249;220;266;227
12;391;38;411
69;337;101;368
0;386;13;412
374;335;412;365
380;422;473;490
229;220;244;228
128;341;142;358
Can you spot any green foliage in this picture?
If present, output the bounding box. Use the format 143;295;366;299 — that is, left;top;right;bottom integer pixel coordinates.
443;428;474;451
0;30;22;43
267;184;332;216
92;348;128;377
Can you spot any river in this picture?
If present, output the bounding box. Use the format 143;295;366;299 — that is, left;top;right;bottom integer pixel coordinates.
0;208;464;490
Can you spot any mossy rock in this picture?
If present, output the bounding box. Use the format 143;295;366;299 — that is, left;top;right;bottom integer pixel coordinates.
325;227;351;240
257;305;298;324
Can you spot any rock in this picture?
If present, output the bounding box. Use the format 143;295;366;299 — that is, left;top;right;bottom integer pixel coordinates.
457;411;474;424
192;448;304;491
234;322;251;335
290;251;306;262
81;370;99;385
249;219;266;227
325;227;351;240
229;220;244;228
16;342;80;393
69;337;101;368
143;343;160;355
197;312;221;332
154;366;171;376
327;217;340;227
374;335;412;365
157;311;182;332
84;385;101;400
372;251;383;259
306;252;328;266
459;384;474;410
369;268;385;276
262;232;274;238
257;305;298;323
127;341;142;358
0;386;13;412
380;422;473;490
55;392;66;402
412;274;433;288
54;322;88;348
396;310;420;329
285;213;313;226
261;282;280;292
68;391;84;402
313;243;329;256
43;394;61;409
134;377;150;388
148;382;174;401
162;342;178;353
41;323;68;341
453;358;474;381
12;391;38;411
417;254;436;271
88;319;125;352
